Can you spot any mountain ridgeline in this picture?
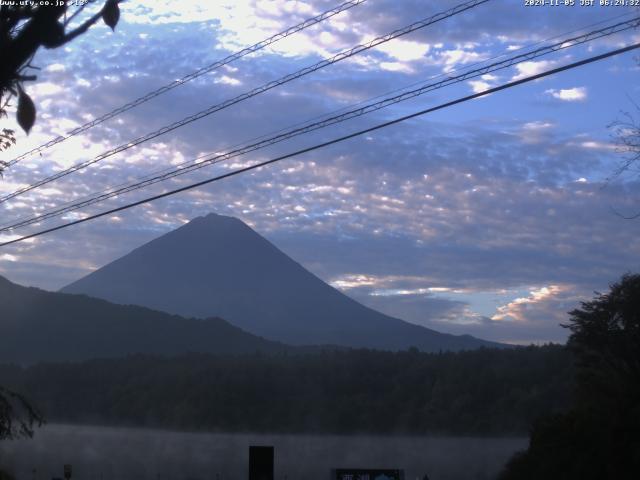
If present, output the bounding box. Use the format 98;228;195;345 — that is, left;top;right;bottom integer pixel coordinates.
62;213;501;352
0;275;288;364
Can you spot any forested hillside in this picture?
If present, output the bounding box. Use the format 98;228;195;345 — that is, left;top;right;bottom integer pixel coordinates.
0;275;289;363
1;345;572;435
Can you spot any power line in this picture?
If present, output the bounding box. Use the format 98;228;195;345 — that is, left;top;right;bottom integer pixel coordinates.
4;0;368;167
1;41;637;248
2;15;637;233
0;0;490;205
4;6;633;233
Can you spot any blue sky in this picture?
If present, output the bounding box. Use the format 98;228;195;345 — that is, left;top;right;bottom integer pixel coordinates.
1;0;639;344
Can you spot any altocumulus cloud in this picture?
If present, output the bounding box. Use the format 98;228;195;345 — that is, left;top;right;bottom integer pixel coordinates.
545;87;587;102
0;0;639;343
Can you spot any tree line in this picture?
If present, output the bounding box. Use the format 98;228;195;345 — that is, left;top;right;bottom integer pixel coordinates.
500;273;640;479
0;344;572;436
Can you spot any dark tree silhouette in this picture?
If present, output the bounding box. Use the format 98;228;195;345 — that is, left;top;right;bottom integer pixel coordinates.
0;386;43;440
566;273;640;410
500;273;640;480
0;0;122;167
0;127;14;172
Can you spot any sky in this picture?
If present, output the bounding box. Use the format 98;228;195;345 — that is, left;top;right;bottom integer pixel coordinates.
1;0;639;344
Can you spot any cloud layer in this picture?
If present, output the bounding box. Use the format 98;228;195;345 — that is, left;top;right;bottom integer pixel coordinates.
1;0;639;344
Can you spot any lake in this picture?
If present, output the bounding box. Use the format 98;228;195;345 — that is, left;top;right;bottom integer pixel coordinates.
0;424;527;480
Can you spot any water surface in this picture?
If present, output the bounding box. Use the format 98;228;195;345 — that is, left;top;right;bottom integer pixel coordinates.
0;424;527;480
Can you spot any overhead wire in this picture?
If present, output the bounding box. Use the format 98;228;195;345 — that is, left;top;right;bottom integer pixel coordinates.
4;0;368;167
1;41;638;248
0;0;491;204
2;14;638;233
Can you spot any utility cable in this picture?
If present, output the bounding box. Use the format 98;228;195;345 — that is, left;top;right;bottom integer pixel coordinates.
2;15;637;233
4;0;368;167
0;0;490;204
1;41;637;248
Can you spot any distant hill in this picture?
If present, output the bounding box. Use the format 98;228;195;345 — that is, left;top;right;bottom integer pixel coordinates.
62;213;503;352
0;275;288;364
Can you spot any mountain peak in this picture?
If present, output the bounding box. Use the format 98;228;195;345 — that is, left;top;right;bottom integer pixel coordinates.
175;212;254;238
195;212;239;224
62;214;503;352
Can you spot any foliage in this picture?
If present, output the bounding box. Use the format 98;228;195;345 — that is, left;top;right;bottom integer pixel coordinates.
610;105;640;161
0;0;122;169
0;129;15;152
500;274;640;479
0;128;13;173
0;107;15;172
609;103;640;218
566;273;640;410
0;345;573;435
0;385;43;440
0;274;287;363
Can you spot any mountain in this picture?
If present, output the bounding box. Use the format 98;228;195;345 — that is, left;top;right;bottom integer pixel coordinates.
0;275;288;364
62;213;503;351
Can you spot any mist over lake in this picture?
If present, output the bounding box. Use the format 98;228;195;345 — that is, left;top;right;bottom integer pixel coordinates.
0;425;526;480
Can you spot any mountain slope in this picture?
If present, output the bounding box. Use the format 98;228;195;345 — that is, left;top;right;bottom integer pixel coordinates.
0;275;288;364
62;213;503;351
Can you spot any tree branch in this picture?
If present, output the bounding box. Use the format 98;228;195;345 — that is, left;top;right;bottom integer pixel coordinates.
46;9;103;48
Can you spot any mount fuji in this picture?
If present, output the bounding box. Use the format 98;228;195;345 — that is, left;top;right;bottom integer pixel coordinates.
62;213;502;351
